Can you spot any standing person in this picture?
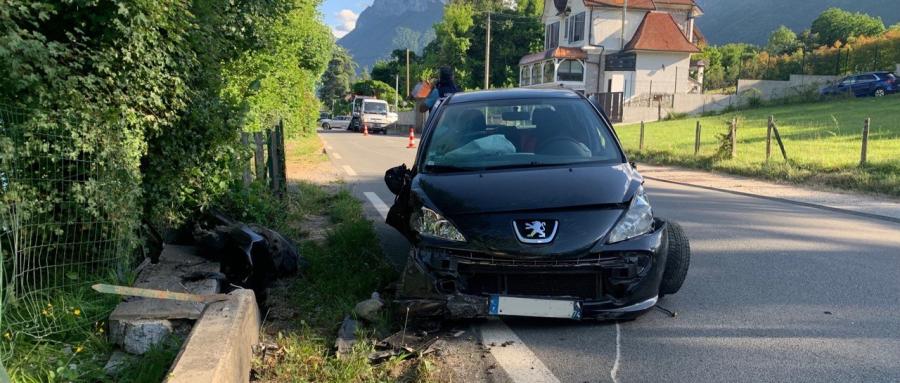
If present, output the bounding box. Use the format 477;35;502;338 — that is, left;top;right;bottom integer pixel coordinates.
435;66;460;97
425;66;461;110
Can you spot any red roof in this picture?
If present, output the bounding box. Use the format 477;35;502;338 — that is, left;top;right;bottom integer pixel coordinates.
519;46;588;65
584;0;656;10
624;12;700;53
584;0;697;9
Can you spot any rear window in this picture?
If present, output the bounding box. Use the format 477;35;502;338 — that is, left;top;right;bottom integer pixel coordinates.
422;98;623;172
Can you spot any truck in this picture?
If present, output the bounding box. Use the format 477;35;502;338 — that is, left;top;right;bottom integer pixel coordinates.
349;96;398;134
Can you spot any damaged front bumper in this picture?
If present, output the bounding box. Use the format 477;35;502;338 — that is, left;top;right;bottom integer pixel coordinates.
396;220;669;320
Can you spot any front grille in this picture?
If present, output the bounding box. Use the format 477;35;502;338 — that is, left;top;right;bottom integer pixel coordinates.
460;270;601;300
445;249;610;267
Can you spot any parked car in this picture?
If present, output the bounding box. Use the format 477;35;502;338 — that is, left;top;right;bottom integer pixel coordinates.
384;89;691;321
321;115;351;130
821;72;897;97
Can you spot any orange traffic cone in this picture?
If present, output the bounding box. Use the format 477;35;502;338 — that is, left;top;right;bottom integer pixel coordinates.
407;128;416;149
363;124;369;136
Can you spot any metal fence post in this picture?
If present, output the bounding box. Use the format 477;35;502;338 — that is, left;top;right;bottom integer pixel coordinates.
694;121;701;156
766;116;773;163
860;118;870;166
639;121;645;150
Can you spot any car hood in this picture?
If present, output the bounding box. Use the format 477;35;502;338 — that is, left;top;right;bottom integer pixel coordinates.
410;163;643;256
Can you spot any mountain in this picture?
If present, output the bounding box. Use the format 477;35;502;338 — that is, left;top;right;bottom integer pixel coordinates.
695;0;900;45
337;0;445;71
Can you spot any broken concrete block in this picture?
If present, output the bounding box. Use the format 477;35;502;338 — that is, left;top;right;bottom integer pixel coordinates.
335;315;359;359
109;319;173;355
354;292;384;323
103;351;135;375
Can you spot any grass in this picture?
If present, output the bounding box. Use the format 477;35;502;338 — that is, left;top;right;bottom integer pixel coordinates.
616;96;900;196
239;134;435;382
1;274;182;383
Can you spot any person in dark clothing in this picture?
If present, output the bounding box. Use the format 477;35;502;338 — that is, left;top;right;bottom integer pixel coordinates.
435;66;460;98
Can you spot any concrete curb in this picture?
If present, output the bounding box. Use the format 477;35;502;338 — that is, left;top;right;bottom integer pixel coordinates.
165;290;260;383
644;176;900;225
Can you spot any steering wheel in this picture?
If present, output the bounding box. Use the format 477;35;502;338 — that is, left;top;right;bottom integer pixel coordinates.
536;136;587;156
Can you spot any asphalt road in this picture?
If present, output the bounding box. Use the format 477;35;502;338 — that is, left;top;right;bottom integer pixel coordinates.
319;129;900;383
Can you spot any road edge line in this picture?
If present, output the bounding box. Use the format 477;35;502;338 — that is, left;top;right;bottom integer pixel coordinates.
478;319;561;383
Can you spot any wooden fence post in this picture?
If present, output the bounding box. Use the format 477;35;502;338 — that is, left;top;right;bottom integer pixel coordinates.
766;116;773;163
730;117;737;158
253;132;266;181
860;118;870;166
240;132;252;187
694;121;701;156
639;121;645;150
267;119;287;197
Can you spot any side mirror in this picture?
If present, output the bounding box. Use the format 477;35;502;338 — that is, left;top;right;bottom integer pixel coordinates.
385;164;409;195
629;161;637;170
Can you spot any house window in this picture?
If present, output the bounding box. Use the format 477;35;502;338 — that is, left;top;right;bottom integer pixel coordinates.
564;18;570;40
531;64;541;85
543;61;555;83
545;22;559;50
521;66;530;86
566;12;585;43
557;60;584;82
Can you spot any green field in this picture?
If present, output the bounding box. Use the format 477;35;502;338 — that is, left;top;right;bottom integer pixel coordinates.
614;96;900;197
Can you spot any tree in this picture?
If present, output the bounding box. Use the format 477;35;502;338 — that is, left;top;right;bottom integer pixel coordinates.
467;5;543;89
428;2;475;83
766;26;799;55
811;8;885;46
319;46;357;111
352;80;399;106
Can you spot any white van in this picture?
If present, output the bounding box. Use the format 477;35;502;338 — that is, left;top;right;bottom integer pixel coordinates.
350;97;397;134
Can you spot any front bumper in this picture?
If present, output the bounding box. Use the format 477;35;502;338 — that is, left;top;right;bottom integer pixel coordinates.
396;220;668;320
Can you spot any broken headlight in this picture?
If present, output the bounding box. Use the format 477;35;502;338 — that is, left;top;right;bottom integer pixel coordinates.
411;207;466;242
607;188;654;244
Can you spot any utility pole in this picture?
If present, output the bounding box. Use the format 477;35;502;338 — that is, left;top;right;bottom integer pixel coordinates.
405;49;410;97
484;11;491;90
395;74;399;111
621;0;628;50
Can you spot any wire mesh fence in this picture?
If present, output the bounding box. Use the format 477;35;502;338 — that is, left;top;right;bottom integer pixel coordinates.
0;105;135;353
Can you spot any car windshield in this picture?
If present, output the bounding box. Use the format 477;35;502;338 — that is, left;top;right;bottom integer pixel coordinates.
423;98;623;172
364;102;388;114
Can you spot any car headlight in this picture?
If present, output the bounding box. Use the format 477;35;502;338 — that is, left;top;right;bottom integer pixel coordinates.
607;188;654;243
411;207;466;242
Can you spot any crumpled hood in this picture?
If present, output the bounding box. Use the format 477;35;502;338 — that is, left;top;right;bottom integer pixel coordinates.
410;163;643;256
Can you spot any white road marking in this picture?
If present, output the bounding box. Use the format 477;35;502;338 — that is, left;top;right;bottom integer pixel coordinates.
611;322;621;383
363;192;390;219
342;165;357;176
479;319;560;383
331;152;342;160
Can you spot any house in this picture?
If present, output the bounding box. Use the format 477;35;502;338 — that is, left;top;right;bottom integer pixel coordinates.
519;0;705;99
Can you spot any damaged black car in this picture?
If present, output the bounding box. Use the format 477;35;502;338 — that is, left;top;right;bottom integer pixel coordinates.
385;89;690;320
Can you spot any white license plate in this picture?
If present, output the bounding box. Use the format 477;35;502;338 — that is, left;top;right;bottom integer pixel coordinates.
488;295;582;319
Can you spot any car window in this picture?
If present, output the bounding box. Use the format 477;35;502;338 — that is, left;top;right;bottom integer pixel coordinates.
840;77;854;85
364;102;388;114
857;75;877;82
423;98;622;172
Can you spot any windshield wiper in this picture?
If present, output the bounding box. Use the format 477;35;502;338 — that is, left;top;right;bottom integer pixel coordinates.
482;162;564;170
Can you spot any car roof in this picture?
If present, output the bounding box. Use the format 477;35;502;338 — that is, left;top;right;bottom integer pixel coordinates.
446;88;583;104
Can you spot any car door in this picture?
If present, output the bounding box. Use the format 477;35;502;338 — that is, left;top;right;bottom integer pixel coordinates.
852;75;875;96
834;77;854;95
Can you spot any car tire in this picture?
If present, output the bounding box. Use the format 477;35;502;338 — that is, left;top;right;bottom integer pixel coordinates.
322;123;330;130
874;88;886;97
660;220;691;296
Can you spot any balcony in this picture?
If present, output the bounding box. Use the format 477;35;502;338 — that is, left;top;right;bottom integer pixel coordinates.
518;47;587;89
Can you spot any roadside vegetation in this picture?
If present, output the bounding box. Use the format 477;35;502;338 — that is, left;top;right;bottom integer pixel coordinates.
616;96;900;197
225;135;436;382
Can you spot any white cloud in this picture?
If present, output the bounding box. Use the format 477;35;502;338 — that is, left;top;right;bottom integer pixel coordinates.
332;9;359;38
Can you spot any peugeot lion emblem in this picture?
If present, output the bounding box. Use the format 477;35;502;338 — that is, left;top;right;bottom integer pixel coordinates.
513;219;559;244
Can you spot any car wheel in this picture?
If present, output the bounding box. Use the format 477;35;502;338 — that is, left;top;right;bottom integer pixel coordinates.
660;220;691;296
322;123;330;130
874;88;886;97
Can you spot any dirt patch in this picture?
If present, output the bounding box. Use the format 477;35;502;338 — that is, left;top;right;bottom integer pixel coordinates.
284;137;342;184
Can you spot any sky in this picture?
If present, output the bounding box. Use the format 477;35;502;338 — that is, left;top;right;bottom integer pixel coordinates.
319;0;373;39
